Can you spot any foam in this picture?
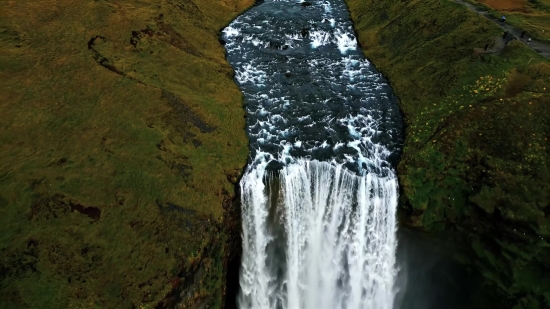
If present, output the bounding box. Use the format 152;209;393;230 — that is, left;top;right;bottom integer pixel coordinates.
309;30;331;48
334;29;357;54
222;0;402;174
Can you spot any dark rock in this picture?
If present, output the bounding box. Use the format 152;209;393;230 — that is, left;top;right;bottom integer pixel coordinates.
192;139;202;148
70;202;101;222
57;157;67;167
130;30;140;48
266;159;285;171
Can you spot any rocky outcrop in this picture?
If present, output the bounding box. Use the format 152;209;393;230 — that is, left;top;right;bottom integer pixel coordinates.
345;0;550;308
0;0;253;308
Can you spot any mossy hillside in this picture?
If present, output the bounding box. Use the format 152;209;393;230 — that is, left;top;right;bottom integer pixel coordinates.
0;0;253;308
345;0;549;307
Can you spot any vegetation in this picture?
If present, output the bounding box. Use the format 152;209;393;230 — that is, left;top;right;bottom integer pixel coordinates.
0;0;252;308
467;0;550;41
345;0;550;307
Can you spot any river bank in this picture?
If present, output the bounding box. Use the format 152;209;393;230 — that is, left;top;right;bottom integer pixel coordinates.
345;0;550;307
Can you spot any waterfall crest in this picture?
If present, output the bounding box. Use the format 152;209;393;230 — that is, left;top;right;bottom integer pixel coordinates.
239;160;398;309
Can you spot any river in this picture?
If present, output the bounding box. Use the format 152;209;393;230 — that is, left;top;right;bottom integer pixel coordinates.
222;1;454;308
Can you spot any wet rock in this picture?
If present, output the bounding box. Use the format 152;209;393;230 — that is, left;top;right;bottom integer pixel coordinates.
266;160;285;171
269;41;282;49
285;71;291;77
301;1;312;7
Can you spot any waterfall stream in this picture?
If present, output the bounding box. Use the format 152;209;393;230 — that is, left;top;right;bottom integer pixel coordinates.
223;1;403;308
239;161;398;309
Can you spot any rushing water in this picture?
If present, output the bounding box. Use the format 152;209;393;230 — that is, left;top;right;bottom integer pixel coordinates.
222;0;403;308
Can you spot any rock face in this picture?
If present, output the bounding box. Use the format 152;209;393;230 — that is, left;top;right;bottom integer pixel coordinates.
345;0;550;308
0;0;253;308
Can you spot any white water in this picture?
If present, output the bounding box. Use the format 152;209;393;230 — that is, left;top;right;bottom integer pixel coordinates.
223;1;402;308
239;160;398;309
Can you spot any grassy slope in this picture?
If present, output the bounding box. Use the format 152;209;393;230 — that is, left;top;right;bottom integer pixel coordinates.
345;0;550;308
468;0;550;41
0;0;252;308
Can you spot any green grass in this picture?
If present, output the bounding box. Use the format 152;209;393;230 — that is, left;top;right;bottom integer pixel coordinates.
345;0;550;308
465;0;550;41
0;0;254;307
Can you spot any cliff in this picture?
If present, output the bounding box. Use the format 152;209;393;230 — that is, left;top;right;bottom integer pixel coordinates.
345;0;550;307
0;0;252;308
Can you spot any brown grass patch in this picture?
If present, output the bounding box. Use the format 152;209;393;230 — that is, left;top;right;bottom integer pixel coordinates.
479;0;529;11
505;70;532;97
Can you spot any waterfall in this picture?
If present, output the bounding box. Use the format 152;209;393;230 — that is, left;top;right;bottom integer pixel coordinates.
239;160;398;309
222;0;403;308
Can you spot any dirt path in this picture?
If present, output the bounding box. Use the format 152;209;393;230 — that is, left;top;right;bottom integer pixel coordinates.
453;0;550;59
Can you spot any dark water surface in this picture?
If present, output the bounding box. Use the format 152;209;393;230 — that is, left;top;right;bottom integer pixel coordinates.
222;0;402;175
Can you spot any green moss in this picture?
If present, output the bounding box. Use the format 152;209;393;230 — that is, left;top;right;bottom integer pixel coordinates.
346;0;550;307
0;0;254;307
